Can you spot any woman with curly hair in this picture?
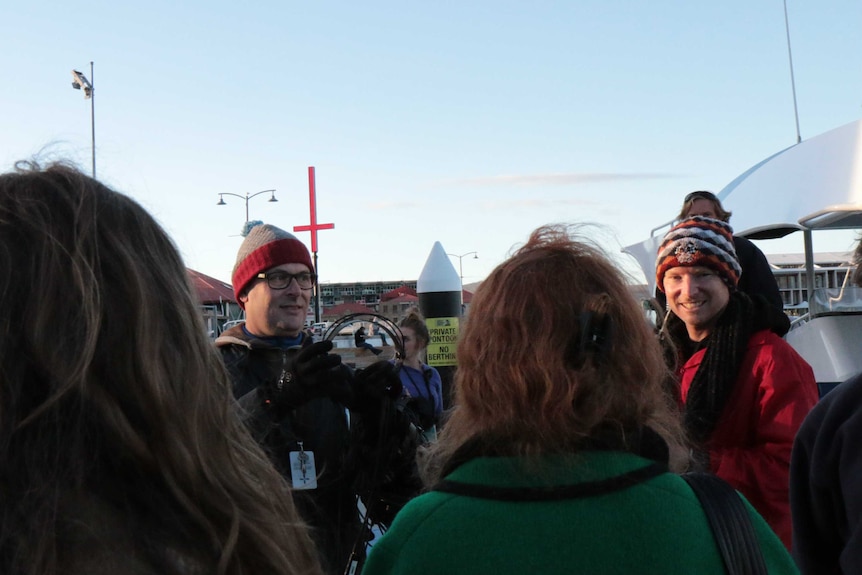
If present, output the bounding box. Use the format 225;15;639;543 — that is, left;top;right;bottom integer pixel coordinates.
363;224;797;574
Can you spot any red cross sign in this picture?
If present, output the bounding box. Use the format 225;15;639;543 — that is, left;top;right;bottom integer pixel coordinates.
293;166;334;253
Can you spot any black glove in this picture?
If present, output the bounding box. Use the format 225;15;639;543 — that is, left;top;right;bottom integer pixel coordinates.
349;360;402;414
262;340;348;414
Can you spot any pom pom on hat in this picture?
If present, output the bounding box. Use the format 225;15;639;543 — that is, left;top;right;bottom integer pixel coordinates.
231;222;314;308
241;219;265;238
655;216;741;293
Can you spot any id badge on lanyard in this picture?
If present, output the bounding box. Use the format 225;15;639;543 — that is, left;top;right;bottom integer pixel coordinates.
289;441;317;490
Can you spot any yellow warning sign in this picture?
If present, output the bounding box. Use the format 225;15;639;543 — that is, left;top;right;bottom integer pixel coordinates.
425;316;459;367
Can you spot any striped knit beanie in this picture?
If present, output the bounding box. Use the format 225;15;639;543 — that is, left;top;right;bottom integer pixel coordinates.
232;222;314;308
655;216;741;293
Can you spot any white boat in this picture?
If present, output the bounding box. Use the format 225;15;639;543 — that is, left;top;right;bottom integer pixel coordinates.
623;119;862;394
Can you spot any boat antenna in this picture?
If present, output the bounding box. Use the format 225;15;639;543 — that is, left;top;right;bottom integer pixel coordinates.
783;0;802;144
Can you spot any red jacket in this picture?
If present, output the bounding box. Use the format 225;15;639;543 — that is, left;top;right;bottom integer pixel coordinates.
678;329;818;549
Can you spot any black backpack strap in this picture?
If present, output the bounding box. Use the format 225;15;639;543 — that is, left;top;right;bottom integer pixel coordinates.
682;472;768;575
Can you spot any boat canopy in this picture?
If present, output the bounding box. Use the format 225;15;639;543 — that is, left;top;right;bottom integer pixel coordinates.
624;119;862;295
719;119;862;240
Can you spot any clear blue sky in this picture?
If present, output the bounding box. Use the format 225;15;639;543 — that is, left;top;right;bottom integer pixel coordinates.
2;1;860;286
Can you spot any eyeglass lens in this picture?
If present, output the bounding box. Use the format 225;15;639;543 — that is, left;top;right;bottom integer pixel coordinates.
266;272;315;289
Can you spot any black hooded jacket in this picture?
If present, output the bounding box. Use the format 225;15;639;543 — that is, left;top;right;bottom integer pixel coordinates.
216;326;357;575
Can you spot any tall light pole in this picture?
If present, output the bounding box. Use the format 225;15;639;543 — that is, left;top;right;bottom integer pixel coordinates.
217;189;278;223
446;251;478;285
71;62;95;178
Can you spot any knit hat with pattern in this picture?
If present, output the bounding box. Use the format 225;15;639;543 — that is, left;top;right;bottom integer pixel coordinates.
232;222;313;307
655;216;741;293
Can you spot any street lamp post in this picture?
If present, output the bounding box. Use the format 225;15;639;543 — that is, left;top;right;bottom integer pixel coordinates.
446;251;478;285
217;189;278;223
70;62;95;178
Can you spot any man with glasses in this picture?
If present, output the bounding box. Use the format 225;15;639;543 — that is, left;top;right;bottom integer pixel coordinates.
216;222;400;575
658;191;784;315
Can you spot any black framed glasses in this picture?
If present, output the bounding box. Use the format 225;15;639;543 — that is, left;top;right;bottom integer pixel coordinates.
256;271;317;290
684;190;719;203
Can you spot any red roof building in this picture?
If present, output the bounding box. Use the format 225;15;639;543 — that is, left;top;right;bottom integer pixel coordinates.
321;302;377;322
187;269;235;304
462;289;474;305
378;294;420;324
380;285;418;302
187;269;241;339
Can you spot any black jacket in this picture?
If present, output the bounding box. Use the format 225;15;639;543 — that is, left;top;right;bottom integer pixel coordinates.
216;327;357;575
733;235;784;311
791;371;862;574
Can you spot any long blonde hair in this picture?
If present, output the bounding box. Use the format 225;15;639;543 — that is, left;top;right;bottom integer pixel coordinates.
0;163;321;575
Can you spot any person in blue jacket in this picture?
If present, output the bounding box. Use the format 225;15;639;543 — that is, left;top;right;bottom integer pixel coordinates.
396;310;443;434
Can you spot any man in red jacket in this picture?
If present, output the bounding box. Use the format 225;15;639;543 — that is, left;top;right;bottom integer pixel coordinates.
656;215;818;549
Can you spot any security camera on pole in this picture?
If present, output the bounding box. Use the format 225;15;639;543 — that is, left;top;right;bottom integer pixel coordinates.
70;62;95;178
417;241;462;410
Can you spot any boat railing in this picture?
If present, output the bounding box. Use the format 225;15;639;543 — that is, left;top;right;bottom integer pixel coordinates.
788;312;810;331
809;286;862;316
788;286;862;332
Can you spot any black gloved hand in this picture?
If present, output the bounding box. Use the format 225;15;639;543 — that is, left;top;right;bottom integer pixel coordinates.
262;340;348;415
349;360;402;415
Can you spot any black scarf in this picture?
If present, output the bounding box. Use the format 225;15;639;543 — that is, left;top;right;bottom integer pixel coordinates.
663;292;789;446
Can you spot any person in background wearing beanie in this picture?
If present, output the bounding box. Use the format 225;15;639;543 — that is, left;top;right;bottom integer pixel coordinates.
790;241;862;574
216;221;403;575
656;215;818;549
655;191;785;317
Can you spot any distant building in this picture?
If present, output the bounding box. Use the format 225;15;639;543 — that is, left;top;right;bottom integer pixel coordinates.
379;294;420;325
321;302;377;322
319;280;418;309
187;269;241;338
319;280;474;321
766;252;855;314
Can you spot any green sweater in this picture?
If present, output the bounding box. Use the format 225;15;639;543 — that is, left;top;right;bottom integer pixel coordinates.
363;451;798;575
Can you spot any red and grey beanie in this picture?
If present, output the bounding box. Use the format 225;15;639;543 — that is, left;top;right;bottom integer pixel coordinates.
231;222;313;308
655;216;741;293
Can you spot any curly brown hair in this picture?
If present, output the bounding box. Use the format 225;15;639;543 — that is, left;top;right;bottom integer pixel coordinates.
420;224;687;484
